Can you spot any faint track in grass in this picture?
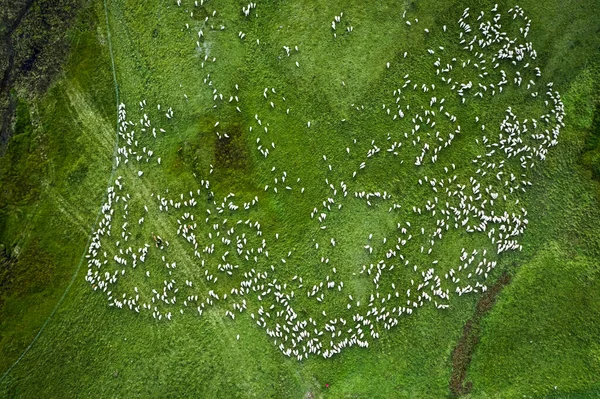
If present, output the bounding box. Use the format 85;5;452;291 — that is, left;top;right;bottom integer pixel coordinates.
104;2;312;389
0;0;120;384
8;81;114;255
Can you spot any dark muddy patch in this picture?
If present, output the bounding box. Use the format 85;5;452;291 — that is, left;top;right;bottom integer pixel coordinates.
176;118;254;195
214;122;248;171
211;121;257;194
449;272;512;397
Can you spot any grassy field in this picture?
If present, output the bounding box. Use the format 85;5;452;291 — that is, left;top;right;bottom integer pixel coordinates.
0;0;599;397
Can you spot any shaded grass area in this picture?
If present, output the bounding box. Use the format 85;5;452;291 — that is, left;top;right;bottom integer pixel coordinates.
0;0;599;397
0;0;115;375
579;65;600;182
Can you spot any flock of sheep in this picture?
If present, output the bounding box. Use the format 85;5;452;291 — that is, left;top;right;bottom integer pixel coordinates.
85;2;564;360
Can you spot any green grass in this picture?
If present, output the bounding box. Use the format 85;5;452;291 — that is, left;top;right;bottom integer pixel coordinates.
0;0;599;397
0;2;115;376
467;243;600;398
464;64;600;398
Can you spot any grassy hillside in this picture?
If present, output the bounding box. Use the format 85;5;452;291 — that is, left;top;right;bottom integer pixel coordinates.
0;0;599;397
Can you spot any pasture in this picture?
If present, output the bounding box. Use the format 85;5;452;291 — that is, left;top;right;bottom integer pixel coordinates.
0;0;599;397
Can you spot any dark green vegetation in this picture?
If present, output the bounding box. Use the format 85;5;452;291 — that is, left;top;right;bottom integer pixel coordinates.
0;0;86;151
0;0;599;398
580;65;600;182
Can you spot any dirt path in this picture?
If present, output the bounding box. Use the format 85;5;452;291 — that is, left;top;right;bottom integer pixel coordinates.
449;272;512;397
